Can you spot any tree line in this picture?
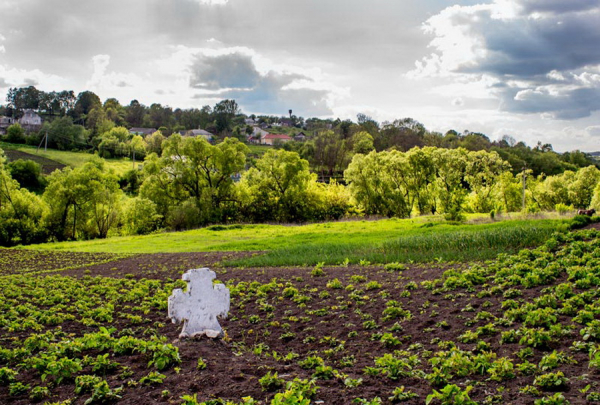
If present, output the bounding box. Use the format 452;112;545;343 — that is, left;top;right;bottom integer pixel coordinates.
2;85;596;181
2;135;600;247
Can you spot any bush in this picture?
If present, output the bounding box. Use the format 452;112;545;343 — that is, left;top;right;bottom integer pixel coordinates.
570;214;592;230
165;199;203;231
7;159;46;192
555;203;572;215
120;197;162;235
6;124;26;144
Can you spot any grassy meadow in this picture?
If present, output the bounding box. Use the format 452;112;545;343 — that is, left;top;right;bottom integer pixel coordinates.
27;214;570;266
0;142;136;174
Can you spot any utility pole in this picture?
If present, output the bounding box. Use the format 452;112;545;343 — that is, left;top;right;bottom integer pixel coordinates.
37;130;48;153
522;169;527;211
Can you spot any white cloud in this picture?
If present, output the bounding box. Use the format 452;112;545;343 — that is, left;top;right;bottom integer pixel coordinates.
408;0;600;120
586;125;600;137
185;45;345;116
194;0;228;4
0;64;66;97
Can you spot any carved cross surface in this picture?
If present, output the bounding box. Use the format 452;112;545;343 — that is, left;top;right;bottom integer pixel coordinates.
168;268;230;338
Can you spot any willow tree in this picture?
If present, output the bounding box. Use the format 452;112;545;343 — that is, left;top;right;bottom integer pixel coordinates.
0;149;47;246
43;158;121;240
140;135;249;226
239;149;317;222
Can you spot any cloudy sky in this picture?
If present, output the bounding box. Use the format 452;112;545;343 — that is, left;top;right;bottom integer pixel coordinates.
1;0;599;152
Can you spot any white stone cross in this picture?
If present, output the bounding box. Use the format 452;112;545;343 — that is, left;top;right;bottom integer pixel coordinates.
168;268;230;338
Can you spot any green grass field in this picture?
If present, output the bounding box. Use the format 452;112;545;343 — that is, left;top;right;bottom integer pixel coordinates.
1;142;136;175
26;215;569;265
246;144;271;155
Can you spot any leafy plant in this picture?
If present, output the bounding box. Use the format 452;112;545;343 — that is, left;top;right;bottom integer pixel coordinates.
259;371;284;392
139;371;166;385
425;384;476;405
389;386;418;402
83;381;123;404
534;371;569;390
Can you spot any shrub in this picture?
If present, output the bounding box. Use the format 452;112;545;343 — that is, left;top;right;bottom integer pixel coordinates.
7;159;46;191
6;124;26;144
259;371;284;392
425;384;476;405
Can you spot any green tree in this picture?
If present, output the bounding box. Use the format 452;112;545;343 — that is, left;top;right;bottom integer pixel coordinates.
6;86;41;117
465;150;510;212
345;151;402;217
39;117;88;150
569;165;600;209
145;131;165;156
431;148;469;221
495;171;523;213
120;196;162;235
7;159;46;192
240;149;317;222
213;99;240;134
345;149;417;218
5;123;26;144
140;135;249;226
0;149;47;246
125;99;147;127
406;147;437;214
312;130;350;181
103;98;126;126
43;159;121;240
73;91;102;125
351;131;375;155
535;171;574;210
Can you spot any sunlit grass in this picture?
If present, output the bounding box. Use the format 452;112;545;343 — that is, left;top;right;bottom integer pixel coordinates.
26;215;568;267
227;219;567;266
1;142;136;174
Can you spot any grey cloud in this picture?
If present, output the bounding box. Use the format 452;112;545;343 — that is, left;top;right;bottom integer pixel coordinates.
0;77;9;88
586;126;600;137
459;9;600;77
189;51;332;116
518;0;600;14
0;0;154;76
423;2;600;120
147;0;430;70
22;78;38;86
501;87;600;119
190;53;261;90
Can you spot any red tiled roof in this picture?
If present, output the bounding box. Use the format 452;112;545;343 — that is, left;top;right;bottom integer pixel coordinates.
264;134;291;139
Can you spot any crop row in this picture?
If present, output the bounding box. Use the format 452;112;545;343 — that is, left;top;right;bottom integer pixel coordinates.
1;229;600;403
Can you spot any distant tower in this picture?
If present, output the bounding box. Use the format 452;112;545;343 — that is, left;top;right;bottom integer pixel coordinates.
289;109;292;118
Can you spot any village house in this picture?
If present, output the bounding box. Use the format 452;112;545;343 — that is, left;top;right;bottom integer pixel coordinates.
129;127;157;136
293;132;307;142
262;133;292;145
0;116;15;135
17;109;43;132
179;129;214;143
249;127;270;144
279;118;294;127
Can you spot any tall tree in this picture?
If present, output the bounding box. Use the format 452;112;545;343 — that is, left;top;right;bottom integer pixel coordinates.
240;149;316;222
0;149;47;245
73;91;102;125
43;159;120;240
213;99;240;134
140;135;249;225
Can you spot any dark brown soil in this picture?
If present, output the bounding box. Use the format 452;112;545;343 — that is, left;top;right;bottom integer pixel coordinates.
0;246;598;404
2;149;66;174
0;248;123;276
